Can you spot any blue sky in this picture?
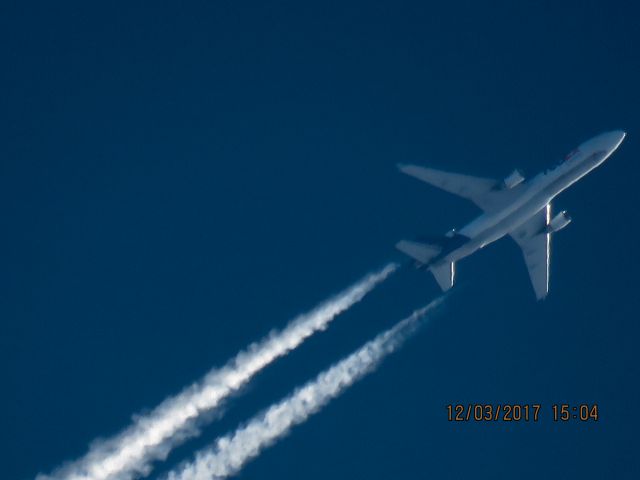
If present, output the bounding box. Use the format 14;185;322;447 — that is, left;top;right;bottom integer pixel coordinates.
2;1;639;479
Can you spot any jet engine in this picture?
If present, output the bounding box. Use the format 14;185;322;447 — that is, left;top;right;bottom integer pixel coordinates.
502;169;525;189
547;211;572;233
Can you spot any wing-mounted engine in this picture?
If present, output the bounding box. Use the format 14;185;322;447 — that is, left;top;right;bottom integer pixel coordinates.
500;169;525;189
546;211;572;233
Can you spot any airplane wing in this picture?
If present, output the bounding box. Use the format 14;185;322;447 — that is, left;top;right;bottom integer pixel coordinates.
397;164;523;212
509;204;551;300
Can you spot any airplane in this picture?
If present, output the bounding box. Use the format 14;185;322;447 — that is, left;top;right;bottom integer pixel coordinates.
396;130;626;300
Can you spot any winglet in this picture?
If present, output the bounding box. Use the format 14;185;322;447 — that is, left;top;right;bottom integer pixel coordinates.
429;262;456;291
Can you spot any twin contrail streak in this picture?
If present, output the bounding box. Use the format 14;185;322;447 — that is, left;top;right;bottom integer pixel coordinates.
38;264;397;480
164;297;444;480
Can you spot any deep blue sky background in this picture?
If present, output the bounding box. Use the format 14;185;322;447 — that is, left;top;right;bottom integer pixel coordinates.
2;1;639;479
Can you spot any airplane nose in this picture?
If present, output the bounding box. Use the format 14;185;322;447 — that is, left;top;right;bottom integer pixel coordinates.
602;130;626;149
607;130;626;146
584;130;626;153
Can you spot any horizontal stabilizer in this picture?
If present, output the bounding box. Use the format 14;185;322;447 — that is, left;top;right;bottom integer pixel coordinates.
395;240;441;264
430;262;456;291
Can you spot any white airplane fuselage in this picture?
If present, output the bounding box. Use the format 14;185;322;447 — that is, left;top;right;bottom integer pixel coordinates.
435;131;626;268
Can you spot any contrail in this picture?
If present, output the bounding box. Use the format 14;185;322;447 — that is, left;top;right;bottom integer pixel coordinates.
38;263;397;480
164;297;444;480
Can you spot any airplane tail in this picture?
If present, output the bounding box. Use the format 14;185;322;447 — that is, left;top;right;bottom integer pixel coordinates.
395;240;441;264
395;239;456;292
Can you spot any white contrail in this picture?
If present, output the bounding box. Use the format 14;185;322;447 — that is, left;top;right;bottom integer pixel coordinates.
38;263;397;480
165;297;444;480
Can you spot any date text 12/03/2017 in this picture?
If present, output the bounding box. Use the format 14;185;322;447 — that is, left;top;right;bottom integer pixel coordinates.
446;404;599;422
